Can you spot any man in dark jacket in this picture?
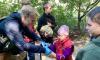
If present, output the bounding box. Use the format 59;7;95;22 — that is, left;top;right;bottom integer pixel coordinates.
0;4;53;60
37;2;56;32
37;2;56;43
76;6;100;60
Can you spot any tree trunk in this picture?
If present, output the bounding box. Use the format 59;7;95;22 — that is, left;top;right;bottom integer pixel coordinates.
77;17;81;32
77;1;81;32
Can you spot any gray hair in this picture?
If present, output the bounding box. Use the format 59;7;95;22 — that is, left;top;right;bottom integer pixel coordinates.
20;5;39;17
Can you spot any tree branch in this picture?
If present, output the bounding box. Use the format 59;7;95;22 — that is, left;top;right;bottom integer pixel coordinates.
80;0;99;19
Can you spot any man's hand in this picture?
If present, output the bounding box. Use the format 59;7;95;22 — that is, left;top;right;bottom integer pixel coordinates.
41;41;52;56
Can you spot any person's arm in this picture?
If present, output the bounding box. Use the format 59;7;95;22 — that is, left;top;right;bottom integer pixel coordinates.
52;16;56;27
5;21;25;51
63;45;74;57
41;41;55;56
5;21;46;53
50;15;56;29
76;49;99;60
56;45;74;60
37;17;43;32
81;52;98;60
48;44;56;58
75;49;84;60
49;44;56;53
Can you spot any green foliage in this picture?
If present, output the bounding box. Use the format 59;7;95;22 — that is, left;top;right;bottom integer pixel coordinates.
31;0;38;6
52;5;77;30
0;0;20;17
0;2;9;17
0;0;99;39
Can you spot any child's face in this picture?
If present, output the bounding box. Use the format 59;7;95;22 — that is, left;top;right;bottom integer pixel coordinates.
58;34;67;40
43;32;52;38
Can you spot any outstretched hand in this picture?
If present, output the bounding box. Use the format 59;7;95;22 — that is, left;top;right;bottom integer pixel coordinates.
41;41;52;56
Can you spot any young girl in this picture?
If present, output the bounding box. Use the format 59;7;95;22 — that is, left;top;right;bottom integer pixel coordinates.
49;25;74;60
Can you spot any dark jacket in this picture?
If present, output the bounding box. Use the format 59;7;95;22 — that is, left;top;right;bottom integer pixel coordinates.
0;12;42;41
37;13;56;32
0;12;45;53
76;36;100;60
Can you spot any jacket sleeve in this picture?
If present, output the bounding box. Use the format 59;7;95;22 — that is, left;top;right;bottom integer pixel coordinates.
77;50;98;60
37;17;43;32
49;44;56;53
51;16;56;29
47;15;56;30
5;21;45;53
63;45;74;57
75;49;85;60
56;45;74;60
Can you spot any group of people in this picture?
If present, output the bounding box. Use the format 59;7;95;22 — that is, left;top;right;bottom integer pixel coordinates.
0;1;100;60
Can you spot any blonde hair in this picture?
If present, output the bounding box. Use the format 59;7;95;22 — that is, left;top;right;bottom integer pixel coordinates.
40;25;53;36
